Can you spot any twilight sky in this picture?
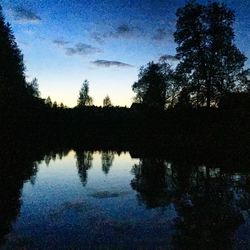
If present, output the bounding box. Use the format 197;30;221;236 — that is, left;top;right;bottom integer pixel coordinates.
1;0;250;107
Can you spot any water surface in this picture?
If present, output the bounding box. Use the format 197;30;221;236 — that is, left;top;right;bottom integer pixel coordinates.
1;149;250;249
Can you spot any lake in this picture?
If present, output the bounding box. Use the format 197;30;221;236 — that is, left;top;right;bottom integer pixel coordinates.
1;149;250;249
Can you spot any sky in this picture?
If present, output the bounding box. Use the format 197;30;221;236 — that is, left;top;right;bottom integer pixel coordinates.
1;0;250;107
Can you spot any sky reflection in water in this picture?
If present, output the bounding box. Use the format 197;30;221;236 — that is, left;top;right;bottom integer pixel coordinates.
2;150;250;249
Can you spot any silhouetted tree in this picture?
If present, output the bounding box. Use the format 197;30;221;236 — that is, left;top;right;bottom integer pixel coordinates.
0;5;29;109
59;102;67;109
159;58;180;108
45;96;52;108
52;101;58;109
174;1;247;107
103;95;112;107
132;62;166;110
77;80;93;107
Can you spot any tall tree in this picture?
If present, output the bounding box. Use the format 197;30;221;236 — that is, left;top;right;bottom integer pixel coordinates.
77;79;93;107
159;58;180;108
206;2;247;104
0;5;28;109
174;1;247;107
132;62;166;110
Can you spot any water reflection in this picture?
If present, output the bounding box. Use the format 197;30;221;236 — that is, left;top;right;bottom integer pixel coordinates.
1;145;250;249
0;151;38;246
130;158;250;249
75;151;93;186
171;166;248;249
101;151;115;175
131;159;171;208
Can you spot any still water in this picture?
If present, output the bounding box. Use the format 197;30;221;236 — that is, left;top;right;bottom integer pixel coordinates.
1;150;250;249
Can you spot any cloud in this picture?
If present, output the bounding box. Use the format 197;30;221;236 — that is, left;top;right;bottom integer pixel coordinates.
65;43;102;56
152;28;168;41
109;24;136;38
53;39;70;46
11;7;41;24
91;24;141;43
159;54;178;62
92;60;133;68
91;32;105;44
113;24;136;37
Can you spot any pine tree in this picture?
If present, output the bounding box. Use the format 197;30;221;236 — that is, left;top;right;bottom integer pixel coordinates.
0;5;28;109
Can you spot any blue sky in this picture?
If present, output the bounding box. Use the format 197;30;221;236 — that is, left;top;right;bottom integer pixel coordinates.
1;0;250;107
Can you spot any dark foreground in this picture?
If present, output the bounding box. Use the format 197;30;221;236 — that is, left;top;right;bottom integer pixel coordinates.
1;108;250;249
1;119;250;249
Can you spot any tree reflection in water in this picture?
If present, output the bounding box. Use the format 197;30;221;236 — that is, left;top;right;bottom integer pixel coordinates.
131;158;250;249
131;159;172;208
75;151;93;186
101;151;115;175
0;151;38;246
1;144;250;249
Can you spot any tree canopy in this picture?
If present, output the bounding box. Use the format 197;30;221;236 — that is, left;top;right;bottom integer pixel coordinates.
174;1;248;107
77;80;93;107
0;6;29;109
132;61;179;110
103;95;112;107
0;5;43;115
132;62;167;110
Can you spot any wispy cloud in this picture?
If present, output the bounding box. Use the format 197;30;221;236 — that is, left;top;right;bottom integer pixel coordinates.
91;24;141;44
65;43;102;56
10;7;41;24
92;60;133;68
91;32;105;44
159;54;178;62
109;24;138;38
53;39;70;46
152;28;168;41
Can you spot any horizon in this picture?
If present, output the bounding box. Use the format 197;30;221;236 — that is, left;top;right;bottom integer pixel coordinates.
1;0;250;107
